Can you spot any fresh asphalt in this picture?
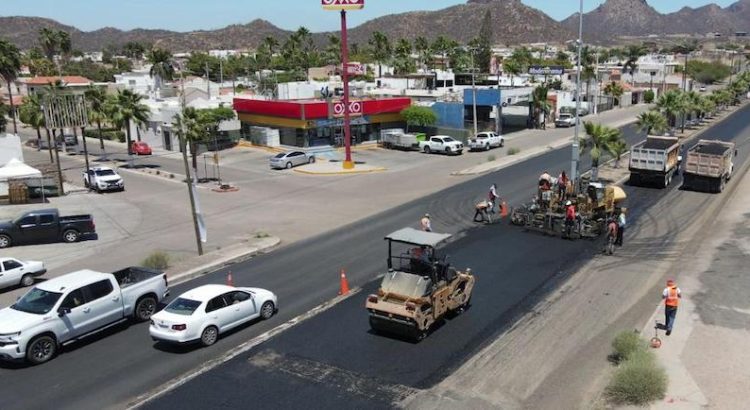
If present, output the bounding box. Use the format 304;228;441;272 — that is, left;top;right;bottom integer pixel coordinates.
2;107;749;410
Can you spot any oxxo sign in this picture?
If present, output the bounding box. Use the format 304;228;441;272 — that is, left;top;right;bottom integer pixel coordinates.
332;101;363;117
321;0;364;10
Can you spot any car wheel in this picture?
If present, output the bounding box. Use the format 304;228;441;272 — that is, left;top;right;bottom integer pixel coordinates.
27;335;57;365
62;229;80;243
134;295;157;321
485;144;490;151
260;301;275;320
0;234;11;248
21;274;34;287
445;147;452;155
308;156;315;164
200;326;219;347
285;162;292;169
424;146;431;154
500;140;505;147
83;179;89;188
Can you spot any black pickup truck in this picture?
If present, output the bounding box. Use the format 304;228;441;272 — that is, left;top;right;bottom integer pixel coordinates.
0;209;96;248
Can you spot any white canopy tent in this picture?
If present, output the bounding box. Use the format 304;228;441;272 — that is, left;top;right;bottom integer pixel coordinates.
0;158;43;197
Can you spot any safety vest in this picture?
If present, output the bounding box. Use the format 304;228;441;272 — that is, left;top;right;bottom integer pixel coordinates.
566;206;576;220
665;287;679;307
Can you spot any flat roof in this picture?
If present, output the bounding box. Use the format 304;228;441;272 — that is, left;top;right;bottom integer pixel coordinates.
385;228;451;248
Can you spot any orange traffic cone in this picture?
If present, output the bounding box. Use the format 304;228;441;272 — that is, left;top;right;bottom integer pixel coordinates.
226;271;234;287
339;269;350;295
500;201;508;218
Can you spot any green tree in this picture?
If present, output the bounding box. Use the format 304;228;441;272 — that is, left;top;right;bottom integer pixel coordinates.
604;81;625;106
186;52;222;80
503;58;522;87
609;140;628;168
400;106;437;132
109;89;151;155
0;102;7;133
582;122;624;180
531;85;551;129
324;34;341;66
476;10;493;73
623;44;646;84
0;38;22;134
686;60;730;85
38;28;71;62
644;89;655;104
655;89;685;128
414;36;430;70
636;110;668;135
369;31;392;77
174;106;235;172
84;86;110;151
393;38;415;75
431;35;453;70
147;48;175;96
18;93;46;150
123;41;147;60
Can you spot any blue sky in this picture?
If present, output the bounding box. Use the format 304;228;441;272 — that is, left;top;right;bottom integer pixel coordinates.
0;0;739;32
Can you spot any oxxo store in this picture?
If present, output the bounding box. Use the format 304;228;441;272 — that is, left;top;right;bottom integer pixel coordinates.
233;97;411;147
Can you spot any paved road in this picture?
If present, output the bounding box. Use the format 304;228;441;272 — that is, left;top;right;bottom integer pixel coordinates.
141;106;750;409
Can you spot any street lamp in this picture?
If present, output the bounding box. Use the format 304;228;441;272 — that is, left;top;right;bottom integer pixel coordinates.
571;0;584;191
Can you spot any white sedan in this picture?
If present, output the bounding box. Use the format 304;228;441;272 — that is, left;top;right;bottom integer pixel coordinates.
149;284;277;346
0;257;46;290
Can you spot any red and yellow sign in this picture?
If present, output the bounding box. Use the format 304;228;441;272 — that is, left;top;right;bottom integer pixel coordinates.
321;0;364;11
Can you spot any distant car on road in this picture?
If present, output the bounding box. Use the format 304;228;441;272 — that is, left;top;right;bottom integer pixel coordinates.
699;86;707;92
149;284;277;347
83;166;124;192
469;132;504;151
0;257;46;290
0;209;96;249
555;113;577;128
131;141;152;155
270;151;315;169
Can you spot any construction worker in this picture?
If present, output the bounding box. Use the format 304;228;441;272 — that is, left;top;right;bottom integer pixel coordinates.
421;213;432;232
662;279;682;336
557;170;569;198
616;208;627;246
488;183;499;213
539;170;552;186
564;200;576;238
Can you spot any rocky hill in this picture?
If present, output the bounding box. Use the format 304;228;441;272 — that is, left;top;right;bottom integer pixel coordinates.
561;0;750;41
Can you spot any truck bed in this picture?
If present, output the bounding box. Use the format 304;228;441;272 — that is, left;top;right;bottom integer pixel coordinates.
642;137;678;150
692;142;731;155
113;267;163;289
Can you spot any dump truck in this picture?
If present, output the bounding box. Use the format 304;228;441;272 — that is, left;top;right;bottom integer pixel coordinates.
682;139;737;193
365;228;475;341
629;136;681;188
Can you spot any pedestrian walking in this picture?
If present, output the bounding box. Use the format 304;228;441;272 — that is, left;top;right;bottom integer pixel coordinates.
662;279;682;336
420;213;432;232
616;208;627;246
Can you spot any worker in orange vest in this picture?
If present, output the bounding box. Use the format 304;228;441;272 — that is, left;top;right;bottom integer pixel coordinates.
662;279;682;336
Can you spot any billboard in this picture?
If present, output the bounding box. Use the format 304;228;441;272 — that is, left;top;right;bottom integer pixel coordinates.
322;0;364;11
528;65;565;76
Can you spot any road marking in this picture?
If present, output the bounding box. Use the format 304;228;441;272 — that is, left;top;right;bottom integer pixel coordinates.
126;287;362;409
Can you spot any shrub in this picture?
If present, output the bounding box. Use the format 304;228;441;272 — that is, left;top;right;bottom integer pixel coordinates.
141;251;170;270
507;147;521;155
611;330;646;363
606;349;667;405
644;90;655;104
487;154;496;162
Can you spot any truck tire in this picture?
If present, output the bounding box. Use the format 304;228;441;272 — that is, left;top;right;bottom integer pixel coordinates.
26;334;57;365
134;295;158;321
424;146;431;154
62;229;80;243
0;234;11;248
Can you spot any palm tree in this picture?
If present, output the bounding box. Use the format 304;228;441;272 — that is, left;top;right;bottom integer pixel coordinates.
0;39;22;135
603;81;624;107
431;36;453;70
38;28;58;61
503;58;522;87
109;89;151;156
369;31;392;77
609;140;629;168
636;110;668;135
582;122;624;180
623;44;646;85
147;48;174;98
324;34;341;66
655;89;685;129
84;86;110;151
18;94;47;155
414;36;430;70
531;85;551;129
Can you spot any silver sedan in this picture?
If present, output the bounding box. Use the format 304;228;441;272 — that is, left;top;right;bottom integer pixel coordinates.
270;151;315;169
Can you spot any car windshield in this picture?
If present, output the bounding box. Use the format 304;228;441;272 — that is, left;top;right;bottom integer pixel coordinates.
95;170;116;176
477;135;488;139
11;288;63;315
164;298;202;316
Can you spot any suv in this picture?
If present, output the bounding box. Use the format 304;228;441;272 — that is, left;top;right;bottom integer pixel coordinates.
83;166;124;192
555;113;576;128
469;132;504;151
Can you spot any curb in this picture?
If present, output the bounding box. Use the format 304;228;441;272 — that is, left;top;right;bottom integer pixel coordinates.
293;166;387;175
166;237;281;286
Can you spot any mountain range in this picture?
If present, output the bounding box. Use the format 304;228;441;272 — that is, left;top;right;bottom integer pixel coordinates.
0;0;749;52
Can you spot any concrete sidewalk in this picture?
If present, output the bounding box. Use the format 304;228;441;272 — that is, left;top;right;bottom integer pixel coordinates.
642;162;750;410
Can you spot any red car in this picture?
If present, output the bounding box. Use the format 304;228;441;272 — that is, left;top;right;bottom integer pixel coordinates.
131;141;152;155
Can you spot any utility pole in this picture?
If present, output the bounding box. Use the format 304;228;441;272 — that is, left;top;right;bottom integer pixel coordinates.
340;9;354;169
205;61;211;100
594;50;600;115
470;47;478;136
571;0;584;191
496;72;502;135
681;52;688;133
179;69;204;255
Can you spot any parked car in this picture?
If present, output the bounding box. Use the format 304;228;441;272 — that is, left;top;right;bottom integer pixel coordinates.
0;209;96;249
269;151;315;169
0;257;46;290
0;267;169;364
62;134;77;146
149;284;277;347
469;132;505;151
131;141;152;155
699;86;707;92
555;113;577;128
82;166;124;192
419;136;464;155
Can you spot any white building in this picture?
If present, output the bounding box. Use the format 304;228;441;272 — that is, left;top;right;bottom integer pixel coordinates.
114;68;157;97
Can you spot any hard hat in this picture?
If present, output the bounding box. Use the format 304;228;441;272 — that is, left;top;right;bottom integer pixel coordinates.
565;200;572;206
424;213;430;218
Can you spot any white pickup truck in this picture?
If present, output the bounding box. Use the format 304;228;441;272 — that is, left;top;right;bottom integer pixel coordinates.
555;113;577;128
82;166;125;193
469;132;505;151
0;257;46;290
0;267;169;364
419;136;464;155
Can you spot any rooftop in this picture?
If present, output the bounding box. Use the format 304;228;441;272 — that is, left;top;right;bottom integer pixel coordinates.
23;76;93;86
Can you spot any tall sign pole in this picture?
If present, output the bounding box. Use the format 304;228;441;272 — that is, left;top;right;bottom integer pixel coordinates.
572;0;584;192
323;0;364;170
